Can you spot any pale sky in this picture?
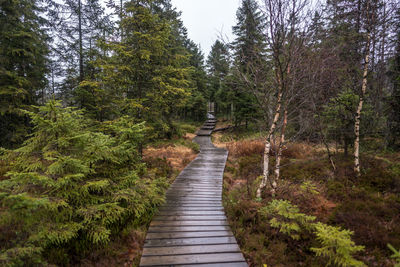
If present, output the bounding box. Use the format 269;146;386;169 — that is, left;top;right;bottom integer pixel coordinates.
171;0;242;58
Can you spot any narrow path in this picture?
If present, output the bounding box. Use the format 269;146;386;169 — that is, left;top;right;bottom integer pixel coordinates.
139;119;247;266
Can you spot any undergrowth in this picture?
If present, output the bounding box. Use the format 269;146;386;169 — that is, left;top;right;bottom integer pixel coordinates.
221;128;400;267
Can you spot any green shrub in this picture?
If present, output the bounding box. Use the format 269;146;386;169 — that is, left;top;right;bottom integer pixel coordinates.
311;223;365;267
259;199;365;266
388;244;400;267
300;180;320;195
259;199;316;240
0;101;168;265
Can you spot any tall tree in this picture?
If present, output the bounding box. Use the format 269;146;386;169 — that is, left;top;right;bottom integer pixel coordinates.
387;7;400;148
0;0;49;147
231;0;266;126
49;0;111;108
206;40;231;117
257;0;308;198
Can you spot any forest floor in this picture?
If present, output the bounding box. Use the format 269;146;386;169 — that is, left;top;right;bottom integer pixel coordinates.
213;122;400;267
79;122;200;267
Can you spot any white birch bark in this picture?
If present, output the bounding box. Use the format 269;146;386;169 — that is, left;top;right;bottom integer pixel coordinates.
257;90;282;198
354;31;371;176
275;108;288;182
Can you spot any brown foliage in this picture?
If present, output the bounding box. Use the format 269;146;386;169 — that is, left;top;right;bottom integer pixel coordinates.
226;138;316;160
144;145;197;172
227;139;265;157
280;143;314;159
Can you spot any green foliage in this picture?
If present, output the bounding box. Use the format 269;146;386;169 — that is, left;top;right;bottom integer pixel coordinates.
300;181;320;195
0;0;49;146
259;199;316;240
230;0;266;125
311;223;366;267
322;89;373;154
0;101;168;265
259;200;365;266
206;40;231;114
388;244;400;267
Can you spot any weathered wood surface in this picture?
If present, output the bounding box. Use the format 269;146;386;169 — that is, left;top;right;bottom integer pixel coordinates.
140;120;247;266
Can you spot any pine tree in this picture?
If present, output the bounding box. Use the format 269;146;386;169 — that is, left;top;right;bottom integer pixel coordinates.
231;0;266;126
206;40;231;117
0;101;168;265
0;0;49;147
387;7;400;148
185;41;208;121
49;0;112;109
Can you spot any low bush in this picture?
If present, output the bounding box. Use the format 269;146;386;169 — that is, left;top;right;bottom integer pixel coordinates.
227;139;265;157
0;101;168;265
260;200;366;267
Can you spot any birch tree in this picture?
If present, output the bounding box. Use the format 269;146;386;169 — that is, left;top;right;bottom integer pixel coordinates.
354;0;375;176
256;0;308;198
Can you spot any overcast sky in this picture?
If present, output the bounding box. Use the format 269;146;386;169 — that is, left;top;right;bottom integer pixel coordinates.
171;0;242;58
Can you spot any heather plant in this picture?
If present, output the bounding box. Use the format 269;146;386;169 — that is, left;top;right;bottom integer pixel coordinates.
0;101;168;265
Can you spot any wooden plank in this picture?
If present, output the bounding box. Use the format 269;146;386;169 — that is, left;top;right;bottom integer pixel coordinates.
164;200;222;204
144;236;236;247
160;202;222;208
168;188;222;193
165;197;222;201
180;263;248;267
144;236;238;247
140;253;245;266
147;226;231;233
167;188;222;192
146;230;233;239
150;220;229;227
157;211;225;216
153;215;227;221
158;208;225;212
166;192;221;197
142;244;241;257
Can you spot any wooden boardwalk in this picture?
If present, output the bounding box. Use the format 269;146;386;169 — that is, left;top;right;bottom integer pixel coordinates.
139;119;247;266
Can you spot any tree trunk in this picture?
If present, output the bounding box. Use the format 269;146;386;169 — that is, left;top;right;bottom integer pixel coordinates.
354;30;371;176
274;108;287;181
256;89;282;198
344;137;349;156
78;0;83;83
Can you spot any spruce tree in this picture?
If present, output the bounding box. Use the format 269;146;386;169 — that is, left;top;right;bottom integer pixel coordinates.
387;7;400;148
230;0;266;126
49;0;112;109
0;101;167;265
0;0;49;147
206;40;231;117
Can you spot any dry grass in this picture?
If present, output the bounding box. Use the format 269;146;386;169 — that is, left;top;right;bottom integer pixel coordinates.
144;145;197;172
221;136;317;160
227;139;265;157
282;142;315;159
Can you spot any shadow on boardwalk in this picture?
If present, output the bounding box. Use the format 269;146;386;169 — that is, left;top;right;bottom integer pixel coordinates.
139;120;247;266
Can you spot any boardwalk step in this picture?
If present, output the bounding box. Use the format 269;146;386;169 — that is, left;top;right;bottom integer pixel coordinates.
140;123;247;266
142;243;241;256
140;253;246;266
146;230;233;239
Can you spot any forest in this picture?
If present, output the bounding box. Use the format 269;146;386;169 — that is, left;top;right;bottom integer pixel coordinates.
0;0;399;266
